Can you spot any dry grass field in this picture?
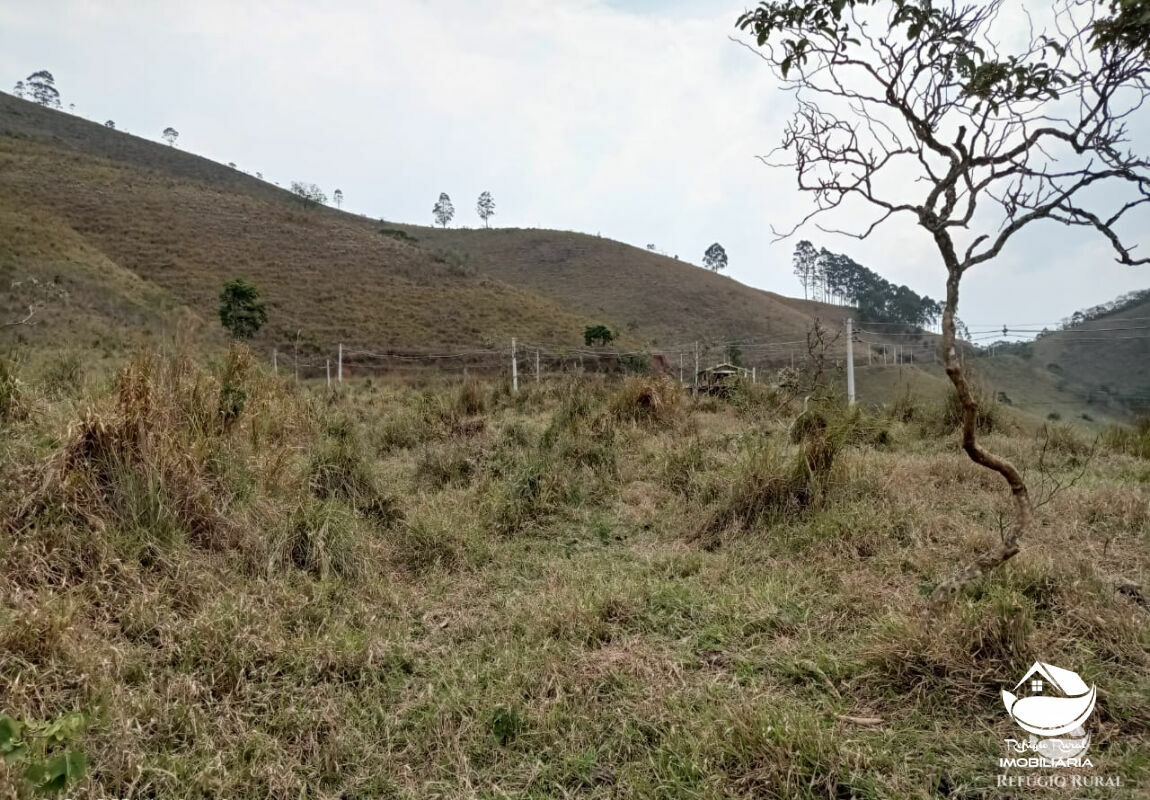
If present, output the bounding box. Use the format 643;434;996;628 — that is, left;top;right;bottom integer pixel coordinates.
1;343;1147;799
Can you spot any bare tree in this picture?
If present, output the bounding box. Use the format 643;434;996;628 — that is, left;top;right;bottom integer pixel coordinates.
162;127;179;146
736;0;1149;606
333;188;344;209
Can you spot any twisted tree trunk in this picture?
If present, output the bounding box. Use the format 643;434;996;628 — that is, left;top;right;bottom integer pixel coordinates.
928;232;1034;609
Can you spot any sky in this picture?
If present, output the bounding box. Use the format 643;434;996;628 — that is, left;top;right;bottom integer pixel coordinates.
1;0;1147;332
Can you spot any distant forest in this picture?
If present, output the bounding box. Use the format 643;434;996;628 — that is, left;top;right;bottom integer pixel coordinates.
1059;288;1150;330
792;241;941;328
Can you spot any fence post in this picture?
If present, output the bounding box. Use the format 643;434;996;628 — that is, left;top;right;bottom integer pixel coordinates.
338;343;343;383
272;348;278;375
535;349;540;383
326;359;331;388
679;353;684;386
511;338;518;393
693;341;699;397
846;318;856;406
752;366;757;384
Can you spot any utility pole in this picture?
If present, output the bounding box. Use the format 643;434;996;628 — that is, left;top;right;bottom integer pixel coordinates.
846;318;856;406
511;338;518;393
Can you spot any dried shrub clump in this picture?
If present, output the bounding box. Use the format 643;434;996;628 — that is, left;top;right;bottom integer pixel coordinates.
1102;417;1150;459
693;412;844;547
490;386;619;534
609;376;682;425
0;356;29;423
309;417;402;526
12;349;252;550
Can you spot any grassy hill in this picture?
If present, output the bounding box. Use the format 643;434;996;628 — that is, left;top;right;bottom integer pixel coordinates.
380;224;839;349
1030;297;1150;413
5;90;1147;422
0;91;866;370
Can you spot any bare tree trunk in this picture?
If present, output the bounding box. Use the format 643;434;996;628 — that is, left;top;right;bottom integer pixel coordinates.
929;232;1034;609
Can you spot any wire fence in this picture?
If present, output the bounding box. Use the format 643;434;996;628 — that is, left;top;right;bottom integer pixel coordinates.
269;319;1150;411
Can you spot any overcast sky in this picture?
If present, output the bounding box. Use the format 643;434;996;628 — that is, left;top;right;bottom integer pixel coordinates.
2;0;1147;331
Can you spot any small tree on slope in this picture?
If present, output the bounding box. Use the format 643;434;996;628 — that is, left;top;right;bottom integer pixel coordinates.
433;193;455;228
477;191;496;228
218;279;268;340
737;0;1150;607
703;242;728;272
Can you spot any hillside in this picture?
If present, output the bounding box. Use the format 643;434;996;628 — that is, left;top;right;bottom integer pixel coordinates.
5;90;1146;421
1030;297;1150;413
0;91;862;369
379;224;838;350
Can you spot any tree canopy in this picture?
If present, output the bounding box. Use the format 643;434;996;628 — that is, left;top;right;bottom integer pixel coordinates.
703;242;728;272
289;182;327;208
477;191;496;228
433;193;455;228
583;325;615;347
218;280;268;340
24;70;60;108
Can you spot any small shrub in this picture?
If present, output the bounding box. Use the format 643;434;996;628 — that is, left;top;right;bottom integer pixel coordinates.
889;386;923;423
390;517;460;573
693;423;841;546
661;439;712;498
729;380;785;418
1102;418;1150;459
432;248;474;275
455;379;487;416
217;344;252;430
0;358;28;423
933;384;1000;435
415;444;475;490
309;423;401;526
41;353;84;397
609;376;681;425
379;227;418;243
270;500;366;579
0;711;88;795
492;451;568;534
1040;422;1090;457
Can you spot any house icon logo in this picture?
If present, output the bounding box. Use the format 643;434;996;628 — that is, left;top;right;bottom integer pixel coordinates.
1002;662;1097;737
